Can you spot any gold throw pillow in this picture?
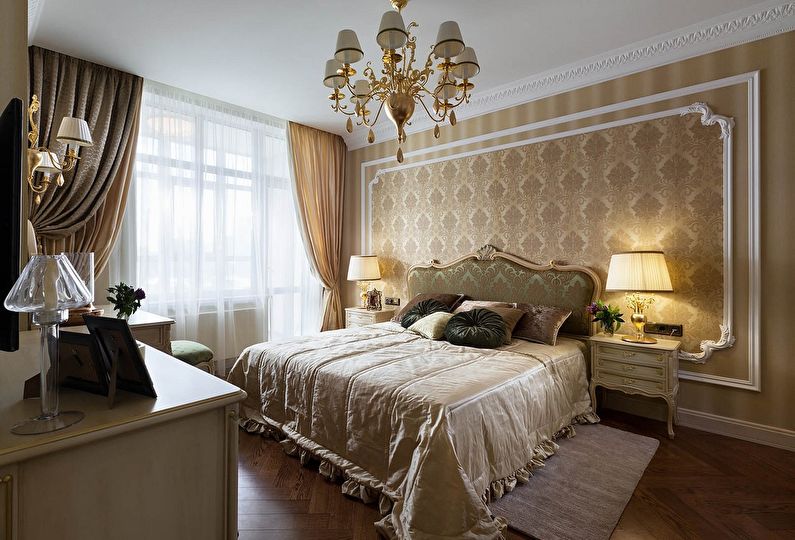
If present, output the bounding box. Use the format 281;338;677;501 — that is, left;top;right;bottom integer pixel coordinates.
407;312;455;340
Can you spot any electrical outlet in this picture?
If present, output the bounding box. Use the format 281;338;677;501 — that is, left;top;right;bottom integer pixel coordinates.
645;322;683;337
385;297;400;306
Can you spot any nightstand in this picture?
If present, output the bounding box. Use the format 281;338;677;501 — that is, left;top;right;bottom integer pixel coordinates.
345;307;397;328
589;333;680;438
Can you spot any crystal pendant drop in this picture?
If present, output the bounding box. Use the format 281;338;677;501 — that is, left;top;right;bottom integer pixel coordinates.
34;193;42;205
346;117;353;133
433;124;440;139
396;147;404;163
449;110;457;126
56;173;64;187
368;128;375;143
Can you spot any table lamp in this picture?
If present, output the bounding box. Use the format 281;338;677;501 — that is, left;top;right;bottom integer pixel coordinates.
605;251;673;344
347;255;381;308
4;254;92;434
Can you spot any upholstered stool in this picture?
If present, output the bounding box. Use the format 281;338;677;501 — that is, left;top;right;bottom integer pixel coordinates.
171;340;216;374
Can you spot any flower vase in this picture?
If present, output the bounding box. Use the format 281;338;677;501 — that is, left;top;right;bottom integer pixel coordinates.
602;322;616;337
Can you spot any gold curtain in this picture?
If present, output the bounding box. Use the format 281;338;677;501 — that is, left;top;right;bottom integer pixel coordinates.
28;46;143;274
287;122;347;331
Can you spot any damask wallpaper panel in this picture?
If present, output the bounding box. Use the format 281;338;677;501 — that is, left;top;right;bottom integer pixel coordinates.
370;113;723;354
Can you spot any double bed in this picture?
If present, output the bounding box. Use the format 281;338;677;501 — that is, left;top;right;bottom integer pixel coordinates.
228;246;602;539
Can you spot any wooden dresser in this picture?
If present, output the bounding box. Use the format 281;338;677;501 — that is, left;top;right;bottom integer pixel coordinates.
344;307;396;328
66;307;176;354
0;330;246;540
589;333;681;438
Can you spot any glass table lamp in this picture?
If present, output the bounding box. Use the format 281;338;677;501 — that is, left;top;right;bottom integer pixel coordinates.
4;254;92;434
347;255;381;308
605;251;673;344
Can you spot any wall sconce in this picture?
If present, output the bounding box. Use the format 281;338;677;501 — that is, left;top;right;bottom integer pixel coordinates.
26;95;93;205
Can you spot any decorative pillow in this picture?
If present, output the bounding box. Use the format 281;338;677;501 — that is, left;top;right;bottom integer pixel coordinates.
444;308;507;349
512;303;572;346
453;300;513;313
391;293;465;323
400;299;450;328
407;312;455;340
481;306;525;344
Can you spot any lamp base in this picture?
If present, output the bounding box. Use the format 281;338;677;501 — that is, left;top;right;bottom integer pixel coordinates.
621;335;658;344
11;410;85;435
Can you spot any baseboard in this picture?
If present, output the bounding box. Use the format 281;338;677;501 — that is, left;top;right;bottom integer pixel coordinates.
677;408;795;452
599;390;795;451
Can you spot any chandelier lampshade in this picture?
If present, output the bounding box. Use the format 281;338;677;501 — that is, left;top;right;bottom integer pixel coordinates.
452;47;480;79
433;21;465;59
335;29;364;64
377;11;409;50
324;59;346;88
324;0;480;162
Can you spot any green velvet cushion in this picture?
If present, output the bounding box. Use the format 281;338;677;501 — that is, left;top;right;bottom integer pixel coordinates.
444;308;507;349
171;340;214;365
400;299;450;328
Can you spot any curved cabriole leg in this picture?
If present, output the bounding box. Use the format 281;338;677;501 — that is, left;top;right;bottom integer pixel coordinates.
665;396;676;439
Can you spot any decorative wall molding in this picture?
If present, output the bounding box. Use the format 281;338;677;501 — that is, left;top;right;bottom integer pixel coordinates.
346;0;793;149
359;71;760;391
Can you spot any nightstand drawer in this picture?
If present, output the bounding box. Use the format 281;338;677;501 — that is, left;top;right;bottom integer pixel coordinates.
594;370;666;392
595;357;666;381
347;312;374;325
597;344;666;366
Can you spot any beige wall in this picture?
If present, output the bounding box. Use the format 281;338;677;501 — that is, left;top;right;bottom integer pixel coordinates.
0;0;27;108
343;31;795;431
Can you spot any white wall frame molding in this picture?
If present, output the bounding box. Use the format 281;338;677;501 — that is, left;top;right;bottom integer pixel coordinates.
359;71;760;391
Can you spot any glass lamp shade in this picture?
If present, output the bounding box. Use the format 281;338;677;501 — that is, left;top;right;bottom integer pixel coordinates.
56;117;93;147
377;10;408;50
62;252;95;305
335;29;364;64
323;59;346;89
453;47;480;79
434;21;465;59
605;251;673;292
4;254;92;314
347;255;381;281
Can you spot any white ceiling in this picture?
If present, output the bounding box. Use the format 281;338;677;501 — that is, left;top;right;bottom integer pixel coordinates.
30;0;768;139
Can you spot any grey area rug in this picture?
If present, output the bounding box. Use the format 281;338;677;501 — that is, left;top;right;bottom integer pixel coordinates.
489;424;659;540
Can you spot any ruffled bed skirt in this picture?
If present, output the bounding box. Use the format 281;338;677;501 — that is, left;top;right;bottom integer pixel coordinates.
239;410;600;538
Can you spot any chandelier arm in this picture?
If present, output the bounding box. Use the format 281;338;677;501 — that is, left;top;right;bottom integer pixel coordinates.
416;96;447;124
369;100;387;125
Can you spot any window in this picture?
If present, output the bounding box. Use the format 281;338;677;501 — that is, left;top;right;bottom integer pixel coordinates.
111;82;321;366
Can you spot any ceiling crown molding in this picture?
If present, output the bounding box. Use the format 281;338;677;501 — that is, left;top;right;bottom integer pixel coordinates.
346;0;795;149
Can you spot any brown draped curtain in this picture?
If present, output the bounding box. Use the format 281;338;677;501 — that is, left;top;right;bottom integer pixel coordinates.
287;122;347;331
28;46;143;274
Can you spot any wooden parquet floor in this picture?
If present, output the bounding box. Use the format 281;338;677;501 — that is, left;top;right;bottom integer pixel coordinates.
238;410;795;539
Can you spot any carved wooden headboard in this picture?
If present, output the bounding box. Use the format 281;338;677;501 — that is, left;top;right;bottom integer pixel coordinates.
406;245;602;337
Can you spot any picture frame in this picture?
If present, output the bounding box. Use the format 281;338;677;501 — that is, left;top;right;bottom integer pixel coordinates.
83;315;157;399
59;330;110;396
366;288;383;311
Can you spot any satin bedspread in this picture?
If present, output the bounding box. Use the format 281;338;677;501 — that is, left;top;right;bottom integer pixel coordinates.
228;322;594;539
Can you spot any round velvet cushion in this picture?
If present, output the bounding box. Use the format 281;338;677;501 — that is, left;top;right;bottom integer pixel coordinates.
400;299;450;328
444;308;507;349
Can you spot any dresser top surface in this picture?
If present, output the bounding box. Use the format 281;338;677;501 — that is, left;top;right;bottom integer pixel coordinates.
0;331;244;465
345;307;396;314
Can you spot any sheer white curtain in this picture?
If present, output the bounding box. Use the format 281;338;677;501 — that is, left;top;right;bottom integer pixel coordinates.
110;81;321;371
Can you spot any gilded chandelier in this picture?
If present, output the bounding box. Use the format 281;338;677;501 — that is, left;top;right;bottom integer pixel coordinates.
324;0;479;162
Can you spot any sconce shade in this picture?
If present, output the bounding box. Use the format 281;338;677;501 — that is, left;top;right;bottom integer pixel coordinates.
323;59;346;88
335;29;364;64
36;150;62;173
347;255;381;281
434;21;465;59
377;10;408;50
4;254;92;313
605;251;673;292
56;117;93;147
453;47;480;79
